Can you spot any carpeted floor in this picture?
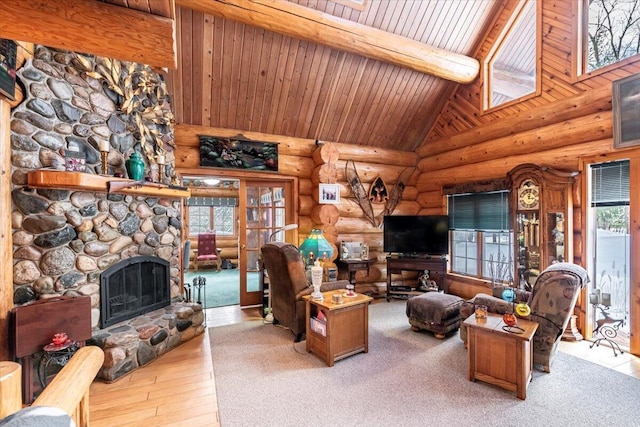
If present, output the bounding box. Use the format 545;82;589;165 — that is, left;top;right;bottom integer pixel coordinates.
209;300;640;427
185;269;259;308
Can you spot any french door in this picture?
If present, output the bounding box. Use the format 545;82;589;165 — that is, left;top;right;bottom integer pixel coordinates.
239;179;295;306
586;160;630;350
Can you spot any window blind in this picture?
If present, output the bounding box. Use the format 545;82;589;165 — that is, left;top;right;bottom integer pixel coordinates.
449;190;510;231
591;160;630;206
186;197;238;207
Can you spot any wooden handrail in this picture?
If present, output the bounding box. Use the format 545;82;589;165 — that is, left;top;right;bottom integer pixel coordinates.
31;346;104;427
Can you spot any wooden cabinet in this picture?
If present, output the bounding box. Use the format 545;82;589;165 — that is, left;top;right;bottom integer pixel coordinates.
508;164;577;289
305;292;372;366
464;313;538;400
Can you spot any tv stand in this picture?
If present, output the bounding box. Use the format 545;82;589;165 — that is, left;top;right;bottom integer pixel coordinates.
386;257;447;301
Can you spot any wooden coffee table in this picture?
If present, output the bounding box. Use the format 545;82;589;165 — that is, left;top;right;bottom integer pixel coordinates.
464;312;538;399
305;291;373;366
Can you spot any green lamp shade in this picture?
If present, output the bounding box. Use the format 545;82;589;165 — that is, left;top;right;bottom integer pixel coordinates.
299;229;333;261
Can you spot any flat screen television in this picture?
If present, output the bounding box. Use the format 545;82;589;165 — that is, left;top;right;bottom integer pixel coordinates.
383;215;449;256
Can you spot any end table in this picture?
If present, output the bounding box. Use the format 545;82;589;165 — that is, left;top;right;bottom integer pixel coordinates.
336;259;373;287
464;312;538;399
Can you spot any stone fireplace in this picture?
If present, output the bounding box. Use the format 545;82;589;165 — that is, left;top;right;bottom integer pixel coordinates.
100;256;170;328
9;46;204;381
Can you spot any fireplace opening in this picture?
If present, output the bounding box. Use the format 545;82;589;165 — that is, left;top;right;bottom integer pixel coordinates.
100;256;171;328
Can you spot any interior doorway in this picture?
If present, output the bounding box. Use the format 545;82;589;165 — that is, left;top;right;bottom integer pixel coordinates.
240;180;295;306
183;175;295;309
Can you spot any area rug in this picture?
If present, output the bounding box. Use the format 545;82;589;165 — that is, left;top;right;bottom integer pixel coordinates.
184;270;259;308
209;300;640;427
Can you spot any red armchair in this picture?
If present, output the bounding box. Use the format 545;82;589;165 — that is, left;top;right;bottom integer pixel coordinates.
195;232;222;271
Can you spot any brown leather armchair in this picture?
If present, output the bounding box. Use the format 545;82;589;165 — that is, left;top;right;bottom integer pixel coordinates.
261;242;349;342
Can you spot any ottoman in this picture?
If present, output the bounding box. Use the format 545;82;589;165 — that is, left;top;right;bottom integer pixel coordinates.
406;292;464;339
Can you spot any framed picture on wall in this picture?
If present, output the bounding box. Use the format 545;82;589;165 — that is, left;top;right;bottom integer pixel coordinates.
0;39;17;101
199;134;278;172
613;73;640;149
319;184;340;204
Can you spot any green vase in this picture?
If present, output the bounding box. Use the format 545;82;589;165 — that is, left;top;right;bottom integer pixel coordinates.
125;151;145;181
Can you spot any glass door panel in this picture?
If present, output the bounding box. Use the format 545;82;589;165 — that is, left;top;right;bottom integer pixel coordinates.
516;212;540;289
590;205;630;349
546;212;565;264
240;181;293;306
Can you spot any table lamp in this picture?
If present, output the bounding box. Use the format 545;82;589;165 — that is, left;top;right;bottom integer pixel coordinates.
269;224;298;242
299;229;333;265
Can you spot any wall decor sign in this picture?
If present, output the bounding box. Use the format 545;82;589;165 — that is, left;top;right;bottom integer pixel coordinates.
319;183;340;204
613;73;640;149
340;241;369;260
0;39;17;101
199;135;278;171
64;149;86;172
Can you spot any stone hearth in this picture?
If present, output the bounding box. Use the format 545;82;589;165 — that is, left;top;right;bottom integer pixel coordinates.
89;301;204;382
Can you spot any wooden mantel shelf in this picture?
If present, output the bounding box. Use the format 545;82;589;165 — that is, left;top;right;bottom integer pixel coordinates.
27;170;191;199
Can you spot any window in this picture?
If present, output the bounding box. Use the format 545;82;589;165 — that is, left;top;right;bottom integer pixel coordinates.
187;197;237;236
484;0;538;110
449;191;513;281
582;0;640;73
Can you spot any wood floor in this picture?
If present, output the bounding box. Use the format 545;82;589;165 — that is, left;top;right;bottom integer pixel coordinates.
89;303;640;426
88;305;260;427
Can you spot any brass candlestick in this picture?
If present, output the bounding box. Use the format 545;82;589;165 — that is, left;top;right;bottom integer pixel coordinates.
100;150;109;175
156;154;166;183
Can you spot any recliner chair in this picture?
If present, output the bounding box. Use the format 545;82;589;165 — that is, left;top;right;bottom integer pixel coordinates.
261;242;349;342
528;262;589;371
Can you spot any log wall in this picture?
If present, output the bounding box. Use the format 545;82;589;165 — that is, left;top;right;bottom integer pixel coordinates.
420;0;640;354
175;124;419;294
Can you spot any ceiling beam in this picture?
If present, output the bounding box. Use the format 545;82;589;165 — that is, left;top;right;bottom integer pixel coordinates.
0;0;177;69
176;0;480;84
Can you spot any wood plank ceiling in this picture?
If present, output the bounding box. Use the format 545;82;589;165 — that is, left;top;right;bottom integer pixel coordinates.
167;0;502;152
99;0;174;18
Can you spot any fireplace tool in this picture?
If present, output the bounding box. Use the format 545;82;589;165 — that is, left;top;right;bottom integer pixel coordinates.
193;276;206;306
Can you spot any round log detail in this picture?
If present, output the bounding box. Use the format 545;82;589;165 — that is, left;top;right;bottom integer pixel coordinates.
310;204;340;226
312;142;339;165
312;163;338;185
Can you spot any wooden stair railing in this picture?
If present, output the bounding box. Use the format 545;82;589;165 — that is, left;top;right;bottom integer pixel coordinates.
0;346;104;427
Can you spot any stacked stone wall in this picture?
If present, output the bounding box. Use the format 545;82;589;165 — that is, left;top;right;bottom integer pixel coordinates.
9;45;200;380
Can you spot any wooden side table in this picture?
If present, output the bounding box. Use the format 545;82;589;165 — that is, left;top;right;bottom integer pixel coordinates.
336;259;373;287
464;312;538;400
305;291;373;366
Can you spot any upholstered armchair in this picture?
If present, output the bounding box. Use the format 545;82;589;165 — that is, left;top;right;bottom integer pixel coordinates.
195;232;222;271
261;242;349;342
459;262;589;372
527;263;588;371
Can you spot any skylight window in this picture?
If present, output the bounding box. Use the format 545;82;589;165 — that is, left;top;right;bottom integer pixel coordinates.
484;0;539;110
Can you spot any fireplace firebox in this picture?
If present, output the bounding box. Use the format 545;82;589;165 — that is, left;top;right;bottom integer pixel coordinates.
100;256;171;328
